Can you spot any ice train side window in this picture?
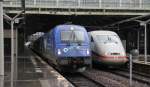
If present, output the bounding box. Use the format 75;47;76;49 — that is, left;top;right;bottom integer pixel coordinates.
96;35;119;43
96;35;108;43
109;35;119;44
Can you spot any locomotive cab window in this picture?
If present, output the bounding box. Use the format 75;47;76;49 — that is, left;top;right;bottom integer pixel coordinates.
61;31;85;43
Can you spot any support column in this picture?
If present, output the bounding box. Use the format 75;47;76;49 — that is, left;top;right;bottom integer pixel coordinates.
137;30;140;52
144;24;147;64
14;28;18;80
78;0;80;8
34;0;36;5
0;0;4;76
99;0;101;8
56;0;59;7
4;11;24;87
139;0;142;8
119;0;122;7
0;1;4;87
11;21;14;87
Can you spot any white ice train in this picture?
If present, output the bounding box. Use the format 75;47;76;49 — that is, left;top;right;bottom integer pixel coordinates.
88;30;128;67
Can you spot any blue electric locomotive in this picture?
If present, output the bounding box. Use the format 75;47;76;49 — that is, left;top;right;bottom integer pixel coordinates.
32;24;92;72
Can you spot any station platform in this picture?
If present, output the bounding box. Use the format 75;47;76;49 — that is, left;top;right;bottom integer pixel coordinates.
132;57;150;75
133;55;150;65
133;60;150;65
4;48;74;87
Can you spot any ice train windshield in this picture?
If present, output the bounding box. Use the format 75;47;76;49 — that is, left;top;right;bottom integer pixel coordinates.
96;35;120;43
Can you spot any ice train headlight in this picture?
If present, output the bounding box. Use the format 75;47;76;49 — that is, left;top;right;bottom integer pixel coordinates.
122;52;126;56
87;49;90;55
57;49;61;55
105;52;111;55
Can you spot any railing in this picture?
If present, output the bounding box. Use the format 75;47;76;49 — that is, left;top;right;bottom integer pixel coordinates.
3;0;150;10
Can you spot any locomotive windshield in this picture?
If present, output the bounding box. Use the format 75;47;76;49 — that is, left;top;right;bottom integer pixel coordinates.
96;35;119;43
61;31;85;43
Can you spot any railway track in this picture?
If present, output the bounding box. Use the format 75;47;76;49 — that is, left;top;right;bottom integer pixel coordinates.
108;68;150;86
81;68;150;87
82;69;127;87
34;51;150;87
63;73;104;87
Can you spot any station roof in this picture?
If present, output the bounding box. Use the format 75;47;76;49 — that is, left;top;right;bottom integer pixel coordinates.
4;14;150;36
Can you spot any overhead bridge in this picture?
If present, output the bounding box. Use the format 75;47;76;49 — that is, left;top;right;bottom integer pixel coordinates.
3;0;150;15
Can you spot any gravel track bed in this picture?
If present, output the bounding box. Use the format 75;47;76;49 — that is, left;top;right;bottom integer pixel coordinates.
109;69;150;86
82;69;149;87
63;73;104;87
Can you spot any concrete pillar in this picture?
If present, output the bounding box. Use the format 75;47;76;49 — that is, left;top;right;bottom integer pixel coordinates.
137;30;140;52
0;1;4;87
14;28;18;81
119;0;122;7
0;0;4;76
144;24;147;64
139;0;142;8
99;0;101;8
34;0;36;5
11;21;14;87
56;0;59;7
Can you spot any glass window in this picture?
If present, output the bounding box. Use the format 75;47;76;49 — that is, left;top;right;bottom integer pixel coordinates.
96;35;108;43
109;35;120;43
96;35;119;43
61;31;85;43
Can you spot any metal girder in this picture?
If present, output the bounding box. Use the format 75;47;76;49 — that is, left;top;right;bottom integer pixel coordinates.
135;18;150;24
3;11;24;21
102;14;150;28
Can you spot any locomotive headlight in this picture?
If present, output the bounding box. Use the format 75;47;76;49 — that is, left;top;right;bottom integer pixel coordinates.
87;49;90;55
57;49;61;55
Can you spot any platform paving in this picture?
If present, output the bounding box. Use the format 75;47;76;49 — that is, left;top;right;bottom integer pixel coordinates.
3;48;74;87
